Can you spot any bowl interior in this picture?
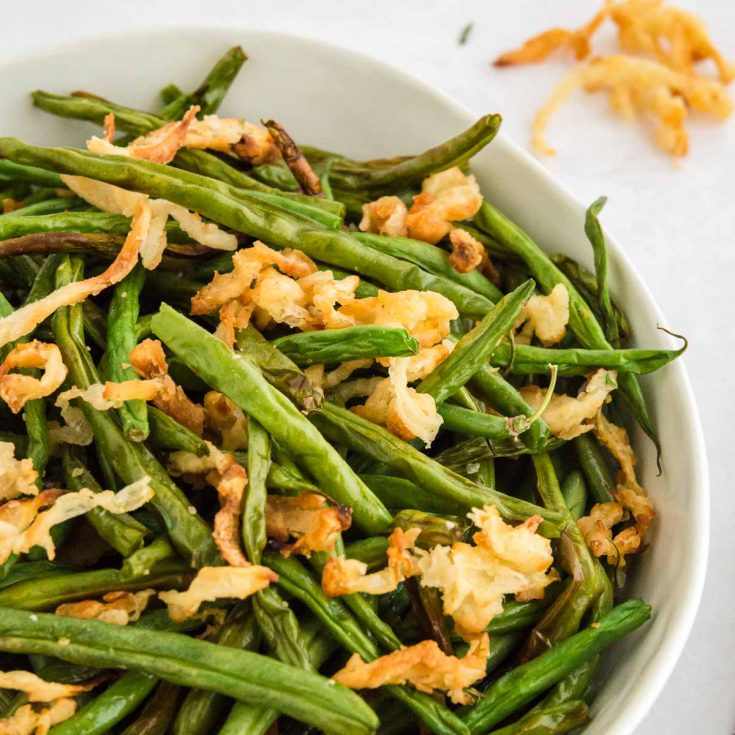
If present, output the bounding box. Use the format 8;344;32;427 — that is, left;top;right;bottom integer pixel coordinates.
0;28;709;735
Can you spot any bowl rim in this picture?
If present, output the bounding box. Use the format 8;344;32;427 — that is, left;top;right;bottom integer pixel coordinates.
0;25;711;735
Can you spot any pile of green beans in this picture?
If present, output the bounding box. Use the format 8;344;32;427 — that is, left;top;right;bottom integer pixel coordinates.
0;45;678;734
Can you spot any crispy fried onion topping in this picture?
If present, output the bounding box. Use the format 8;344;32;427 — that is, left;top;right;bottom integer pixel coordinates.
0;441;38;501
359;196;408;237
417;506;555;639
594;411;655;538
495;7;608;66
130;339;205;435
203;391;249;451
0;670;102;703
359;168;482;245
0;698;77;735
0;342;68;414
168;442;250;566
515;284;570;346
533;55;732;157
352;357;443;447
0;479;153;564
87;108;279;165
324;508;555;640
323;527;421;596
61;176;237;269
333;632;490;705
577;502;640;567
405;168;483;245
55;589;156;626
448;228;485;274
495;0;734;84
159;565;277;622
49;385;107;449
265;493;352;557
520;369;618;440
0;201;148;349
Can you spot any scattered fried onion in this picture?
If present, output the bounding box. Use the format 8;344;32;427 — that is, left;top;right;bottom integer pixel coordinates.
417;506;555;639
405;168;483;244
87;106;200;163
0;441;38;501
130;339;205;435
359;196;408;237
340;289;458;349
61;176;236;269
594;411;655;538
55;589;156;626
515;284;570;346
0;670;102;703
495;8;608;66
203;391;249;451
533;55;732;156
87;107;278;165
352;357;443;447
0;200;149;349
332;632;489;705
2;198;23;214
495;0;735;84
159;565;277;621
577;501;641;566
265;493;352;557
0;478;153;564
0;698;77;735
322;527;421;596
520;369;618;440
448;228;485;273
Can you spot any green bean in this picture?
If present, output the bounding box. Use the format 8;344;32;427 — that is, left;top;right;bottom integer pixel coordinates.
574;433;616;504
584;197;619;346
107;263;149;441
360;474;462;514
462;600;651;733
217;621;337;735
311;401;564;535
120;681;181;735
552;252;631;341
487;584;566;634
235;325;323;412
264;553;470;735
0;211;134;239
0;159;63;187
61;446;149;556
418;280;533;404
159;45;247;119
325;114;501;192
0;608;380;735
145;405;208;455
0;558;188;610
2;197;82;217
172;606;261;735
274;326;419;366
561;470;588;520
486;700;589;735
354;231;503;302
52;257;219;566
244;418;269;564
151;304;392;534
344;536;390;568
470;364;550;450
0;560;74;591
0;430;27;454
254;586;313;670
0;139;492;317
475;200;658;455
490;340;685;376
393;509;468;548
50;672;159;735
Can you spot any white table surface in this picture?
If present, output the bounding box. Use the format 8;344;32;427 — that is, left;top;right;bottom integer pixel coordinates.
1;1;733;732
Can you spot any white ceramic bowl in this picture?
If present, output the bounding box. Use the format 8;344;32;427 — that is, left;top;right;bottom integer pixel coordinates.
0;28;709;735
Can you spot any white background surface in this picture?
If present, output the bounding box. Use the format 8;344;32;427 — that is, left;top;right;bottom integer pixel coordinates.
1;1;733;732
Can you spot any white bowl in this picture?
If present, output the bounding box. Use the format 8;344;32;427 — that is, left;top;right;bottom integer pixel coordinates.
0;28;709;735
